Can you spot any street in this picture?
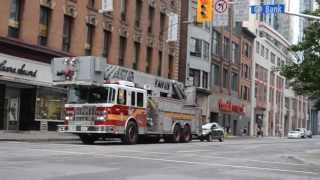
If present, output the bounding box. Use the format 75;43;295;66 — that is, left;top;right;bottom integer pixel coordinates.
0;137;319;180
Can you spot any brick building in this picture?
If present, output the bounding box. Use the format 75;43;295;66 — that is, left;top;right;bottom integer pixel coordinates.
0;0;180;131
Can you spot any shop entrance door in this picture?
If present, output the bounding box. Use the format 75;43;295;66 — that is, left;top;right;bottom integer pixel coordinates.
4;87;20;131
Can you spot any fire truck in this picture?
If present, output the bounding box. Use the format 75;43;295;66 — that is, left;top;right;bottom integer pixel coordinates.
52;56;202;144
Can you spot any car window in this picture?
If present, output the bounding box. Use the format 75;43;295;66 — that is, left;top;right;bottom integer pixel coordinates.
211;124;217;129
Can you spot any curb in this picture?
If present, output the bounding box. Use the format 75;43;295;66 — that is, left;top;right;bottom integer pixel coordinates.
0;138;79;142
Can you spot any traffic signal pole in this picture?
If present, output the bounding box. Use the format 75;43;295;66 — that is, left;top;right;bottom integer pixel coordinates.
284;11;320;21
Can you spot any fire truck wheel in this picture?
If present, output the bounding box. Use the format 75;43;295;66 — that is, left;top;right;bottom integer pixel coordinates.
79;135;96;145
172;124;182;143
122;121;138;145
181;125;192;143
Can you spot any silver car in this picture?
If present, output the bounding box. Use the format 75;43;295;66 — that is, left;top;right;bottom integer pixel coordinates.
199;123;224;142
288;130;303;139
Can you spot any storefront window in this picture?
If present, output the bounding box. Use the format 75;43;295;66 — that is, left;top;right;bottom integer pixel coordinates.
35;88;66;121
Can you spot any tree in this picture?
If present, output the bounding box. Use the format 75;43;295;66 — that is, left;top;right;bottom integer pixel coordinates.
280;2;320;109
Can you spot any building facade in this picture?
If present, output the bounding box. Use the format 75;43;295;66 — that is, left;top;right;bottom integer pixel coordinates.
0;0;181;131
251;23;309;136
209;26;255;136
179;0;211;123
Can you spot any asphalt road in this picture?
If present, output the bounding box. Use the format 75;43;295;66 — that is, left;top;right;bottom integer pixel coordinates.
0;137;320;180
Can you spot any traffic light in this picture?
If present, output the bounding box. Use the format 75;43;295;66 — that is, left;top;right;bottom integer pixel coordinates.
196;0;213;23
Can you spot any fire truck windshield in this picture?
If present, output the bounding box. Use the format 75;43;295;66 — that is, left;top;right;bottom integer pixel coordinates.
67;86;116;104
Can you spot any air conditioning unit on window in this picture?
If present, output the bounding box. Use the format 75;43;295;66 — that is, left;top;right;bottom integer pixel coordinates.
40;0;55;8
86;15;97;26
103;22;113;32
65;5;77;17
149;0;156;7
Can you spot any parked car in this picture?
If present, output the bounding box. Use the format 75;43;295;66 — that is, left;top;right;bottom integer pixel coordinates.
306;130;313;138
288;130;303;139
295;128;307;138
199;123;224;142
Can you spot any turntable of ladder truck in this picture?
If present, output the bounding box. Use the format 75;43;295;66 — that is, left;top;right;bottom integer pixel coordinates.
52;56;202;144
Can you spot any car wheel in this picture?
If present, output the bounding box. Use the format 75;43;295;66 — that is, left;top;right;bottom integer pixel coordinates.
199;136;204;142
207;134;213;142
219;136;224;142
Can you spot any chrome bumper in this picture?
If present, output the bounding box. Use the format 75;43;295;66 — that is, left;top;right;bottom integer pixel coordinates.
57;125;124;134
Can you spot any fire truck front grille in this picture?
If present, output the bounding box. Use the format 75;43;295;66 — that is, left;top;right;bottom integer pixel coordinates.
74;106;96;121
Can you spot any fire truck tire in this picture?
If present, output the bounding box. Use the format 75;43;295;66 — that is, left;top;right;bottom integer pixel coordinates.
171;124;182;143
181;125;192;143
122;121;138;145
79;135;96;145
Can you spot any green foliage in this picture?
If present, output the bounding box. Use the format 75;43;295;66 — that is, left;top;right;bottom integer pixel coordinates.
280;5;320;108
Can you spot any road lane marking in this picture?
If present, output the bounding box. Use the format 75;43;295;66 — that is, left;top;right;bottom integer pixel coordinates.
183;153;306;166
30;148;318;176
2;142;308;167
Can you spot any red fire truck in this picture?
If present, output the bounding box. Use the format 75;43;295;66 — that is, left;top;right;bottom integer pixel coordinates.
52;56;202;144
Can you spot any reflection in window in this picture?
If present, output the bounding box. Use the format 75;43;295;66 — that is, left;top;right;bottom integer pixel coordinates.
36;89;66;120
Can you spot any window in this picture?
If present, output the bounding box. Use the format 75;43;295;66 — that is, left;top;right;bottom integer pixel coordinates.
87;0;95;9
146;47;153;73
117;89;127;105
119;36;127;66
62;15;72;52
256;41;260;54
231;72;238;92
148;6;155;33
168;55;174;79
158;51;162;76
8;0;22;38
103;30;112;58
189;68;200;87
137;92;144;107
190;38;202;57
38;6;51;46
261;45;265;57
135;0;142;27
35;88;66;122
265;48;269;60
131;91;136;106
160;12;166;36
223;37;230;60
202;71;208;89
277;57;281;66
213;64;221;86
271;52;276;64
212;31;221;56
203;41;210;61
120;0;127;21
85;24;94;55
133;42;140;70
243;42;250;58
223;68;228;88
232;42;239;64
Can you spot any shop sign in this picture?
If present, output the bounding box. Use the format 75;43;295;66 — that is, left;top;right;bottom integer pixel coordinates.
0;53;52;85
0;60;37;77
218;99;244;114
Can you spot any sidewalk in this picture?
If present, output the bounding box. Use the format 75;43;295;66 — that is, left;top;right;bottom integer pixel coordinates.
0;131;79;142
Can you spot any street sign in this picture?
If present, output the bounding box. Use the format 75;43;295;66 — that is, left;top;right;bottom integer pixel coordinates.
250;4;285;14
212;8;228;26
215;0;228;14
233;0;249;22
